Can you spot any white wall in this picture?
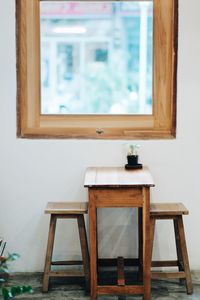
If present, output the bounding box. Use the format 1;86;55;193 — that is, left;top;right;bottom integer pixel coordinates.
0;0;200;272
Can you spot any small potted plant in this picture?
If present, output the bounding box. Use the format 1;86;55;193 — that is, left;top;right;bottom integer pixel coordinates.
127;144;140;166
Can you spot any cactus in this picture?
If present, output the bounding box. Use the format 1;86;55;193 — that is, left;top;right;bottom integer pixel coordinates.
128;144;140;156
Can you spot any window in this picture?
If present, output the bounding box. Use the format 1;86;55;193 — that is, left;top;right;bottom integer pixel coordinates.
16;0;178;139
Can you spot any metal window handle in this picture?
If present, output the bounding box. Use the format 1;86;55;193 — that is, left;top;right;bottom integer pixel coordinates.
96;128;104;135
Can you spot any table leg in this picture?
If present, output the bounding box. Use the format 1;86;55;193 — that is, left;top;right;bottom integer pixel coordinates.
142;187;151;300
89;191;98;300
96;208;99;274
138;208;143;281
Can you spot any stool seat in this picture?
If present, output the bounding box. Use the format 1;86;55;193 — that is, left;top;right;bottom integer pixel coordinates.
45;202;88;214
150;203;188;216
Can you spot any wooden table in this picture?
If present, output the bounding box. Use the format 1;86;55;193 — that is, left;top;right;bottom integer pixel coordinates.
84;167;154;300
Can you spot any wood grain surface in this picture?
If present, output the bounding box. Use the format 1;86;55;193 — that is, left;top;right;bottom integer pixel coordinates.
45;202;88;214
150;203;189;216
84;167;154;188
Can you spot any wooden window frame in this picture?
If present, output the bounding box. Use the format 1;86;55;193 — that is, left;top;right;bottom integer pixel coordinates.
16;0;178;139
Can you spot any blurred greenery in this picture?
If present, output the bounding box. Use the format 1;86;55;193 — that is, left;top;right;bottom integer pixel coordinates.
0;253;33;299
84;63;139;114
0;254;20;275
1;286;33;300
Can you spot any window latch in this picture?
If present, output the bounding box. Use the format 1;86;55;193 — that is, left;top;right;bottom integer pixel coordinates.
96;128;104;135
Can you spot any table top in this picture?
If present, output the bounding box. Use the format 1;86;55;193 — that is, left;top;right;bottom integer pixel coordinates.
84;166;155;188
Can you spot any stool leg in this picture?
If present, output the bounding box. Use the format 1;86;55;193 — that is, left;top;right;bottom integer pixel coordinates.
77;214;90;292
177;216;193;295
43;215;57;292
89;196;98;300
174;218;184;284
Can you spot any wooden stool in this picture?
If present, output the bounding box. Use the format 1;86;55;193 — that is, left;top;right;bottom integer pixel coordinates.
150;203;193;295
43;202;90;292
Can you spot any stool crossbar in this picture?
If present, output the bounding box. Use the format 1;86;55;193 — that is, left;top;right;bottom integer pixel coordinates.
150;203;193;295
43;202;90;293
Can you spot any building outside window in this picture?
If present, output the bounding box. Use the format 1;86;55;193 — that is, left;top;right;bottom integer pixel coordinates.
40;1;153;115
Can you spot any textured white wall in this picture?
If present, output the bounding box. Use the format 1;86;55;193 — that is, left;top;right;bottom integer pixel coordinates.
0;0;200;272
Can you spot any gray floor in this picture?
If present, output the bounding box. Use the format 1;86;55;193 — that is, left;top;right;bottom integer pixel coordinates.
4;271;200;300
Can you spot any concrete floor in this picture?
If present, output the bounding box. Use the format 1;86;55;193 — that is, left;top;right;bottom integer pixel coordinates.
4;271;200;300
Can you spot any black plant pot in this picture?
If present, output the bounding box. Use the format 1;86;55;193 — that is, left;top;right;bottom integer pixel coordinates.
127;155;138;166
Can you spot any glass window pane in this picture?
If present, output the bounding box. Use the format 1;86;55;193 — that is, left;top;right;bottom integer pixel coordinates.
40;1;153;115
